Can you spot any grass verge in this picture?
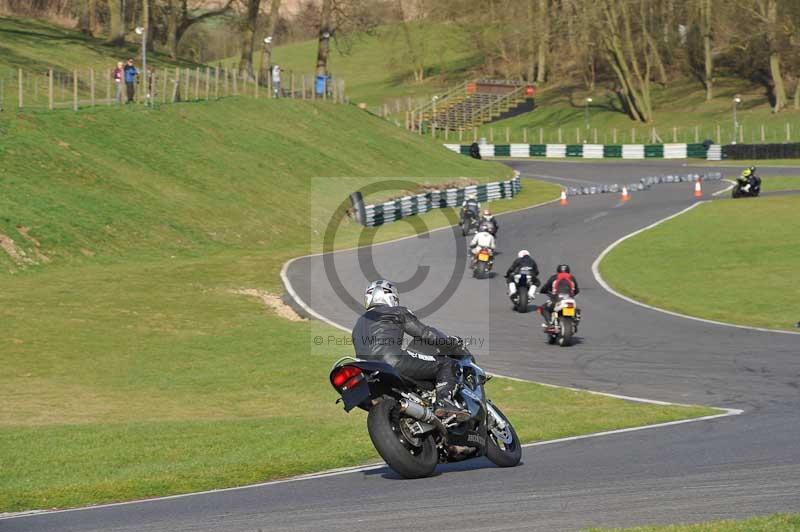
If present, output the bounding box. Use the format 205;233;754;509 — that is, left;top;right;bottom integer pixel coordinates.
600;196;800;330
761;176;800;192
588;513;800;531
1;97;712;512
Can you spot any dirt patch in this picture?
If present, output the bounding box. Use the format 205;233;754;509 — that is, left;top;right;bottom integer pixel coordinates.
16;226;50;263
230;288;306;322
0;233;31;265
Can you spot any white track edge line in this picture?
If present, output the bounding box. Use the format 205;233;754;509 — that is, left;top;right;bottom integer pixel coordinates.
591;201;800;336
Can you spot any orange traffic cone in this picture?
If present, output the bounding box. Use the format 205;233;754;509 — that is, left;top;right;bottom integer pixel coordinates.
560;190;568;206
694;180;703;198
621;186;630;201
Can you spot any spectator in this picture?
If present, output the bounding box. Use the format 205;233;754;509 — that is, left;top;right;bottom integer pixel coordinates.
123;58;138;103
271;64;281;98
112;61;124;104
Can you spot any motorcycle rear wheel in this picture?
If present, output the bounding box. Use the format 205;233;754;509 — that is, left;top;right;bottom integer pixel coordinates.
367;398;438;479
486;403;522;467
559;317;575;347
516;289;528;313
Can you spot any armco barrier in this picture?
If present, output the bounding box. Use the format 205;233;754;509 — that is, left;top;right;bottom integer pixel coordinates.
723;142;800;160
350;175;522;227
444;142;711;160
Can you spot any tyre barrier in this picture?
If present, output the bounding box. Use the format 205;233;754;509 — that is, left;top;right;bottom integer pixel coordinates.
444;143;720;160
350;175;522;227
723;142;800;160
563;172;723;197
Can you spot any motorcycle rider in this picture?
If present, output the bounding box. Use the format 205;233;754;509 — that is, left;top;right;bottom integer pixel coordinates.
480;209;498;236
505;250;539;303
539;264;580;324
469;226;496;265
461;193;480;228
737;167;760;193
352;280;469;421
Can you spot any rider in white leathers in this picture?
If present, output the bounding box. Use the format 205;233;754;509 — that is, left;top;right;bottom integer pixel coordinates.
469;229;496;264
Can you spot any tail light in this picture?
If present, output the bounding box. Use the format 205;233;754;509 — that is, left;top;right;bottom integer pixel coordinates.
331;366;363;391
565;302;575;308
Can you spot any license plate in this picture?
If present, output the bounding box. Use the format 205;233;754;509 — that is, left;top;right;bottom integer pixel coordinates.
562;307;575;317
478;253;489;261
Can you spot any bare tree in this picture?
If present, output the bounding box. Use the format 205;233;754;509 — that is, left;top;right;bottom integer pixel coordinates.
107;0;125;45
259;0;282;81
315;0;333;76
165;0;234;59
239;0;262;79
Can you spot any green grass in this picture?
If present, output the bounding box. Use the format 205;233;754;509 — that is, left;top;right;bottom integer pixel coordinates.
588;513;800;531
600;195;800;330
267;24;477;106
760;176;800;191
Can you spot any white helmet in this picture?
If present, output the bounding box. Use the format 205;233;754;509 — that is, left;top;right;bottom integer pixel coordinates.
517;250;530;258
364;279;399;309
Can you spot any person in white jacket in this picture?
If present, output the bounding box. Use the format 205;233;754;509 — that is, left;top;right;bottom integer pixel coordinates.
469;229;496;265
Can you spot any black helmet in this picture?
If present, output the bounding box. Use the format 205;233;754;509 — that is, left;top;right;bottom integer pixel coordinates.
557;264;571;273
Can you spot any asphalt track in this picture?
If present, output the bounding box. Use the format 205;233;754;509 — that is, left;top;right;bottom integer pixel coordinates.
5;161;800;531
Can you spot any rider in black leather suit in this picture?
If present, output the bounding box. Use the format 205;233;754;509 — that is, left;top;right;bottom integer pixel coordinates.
352;280;467;419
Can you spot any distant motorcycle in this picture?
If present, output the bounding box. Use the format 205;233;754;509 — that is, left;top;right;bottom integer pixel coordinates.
329;341;521;479
543;293;581;346
472;247;494;278
507;270;538;313
732;176;761;198
461;212;480;236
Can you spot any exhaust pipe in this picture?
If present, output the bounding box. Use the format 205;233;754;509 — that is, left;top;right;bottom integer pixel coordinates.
398;399;437;423
398;399;448;440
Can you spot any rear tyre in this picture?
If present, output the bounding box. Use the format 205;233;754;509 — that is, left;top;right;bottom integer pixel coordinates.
731;187;740;199
367;398;438;479
516;289;528;313
486;403;522;468
559;317;575;347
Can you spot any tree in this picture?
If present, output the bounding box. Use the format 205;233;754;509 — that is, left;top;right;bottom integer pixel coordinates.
700;0;713;100
600;0;654;122
315;0;333;76
259;0;282;82
238;0;262;79
107;0;125;45
165;0;234;60
536;0;549;83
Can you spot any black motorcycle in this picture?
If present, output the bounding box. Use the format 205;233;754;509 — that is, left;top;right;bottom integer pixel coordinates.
732;175;761;198
507;269;537;313
329;341;522;479
461;211;480;236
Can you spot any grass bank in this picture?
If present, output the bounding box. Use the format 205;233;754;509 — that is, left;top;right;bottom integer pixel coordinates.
590;513;800;531
600;195;800;330
1;98;715;512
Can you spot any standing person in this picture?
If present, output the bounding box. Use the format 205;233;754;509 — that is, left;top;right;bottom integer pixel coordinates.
112;61;124;104
123;58;138;103
271;64;281;98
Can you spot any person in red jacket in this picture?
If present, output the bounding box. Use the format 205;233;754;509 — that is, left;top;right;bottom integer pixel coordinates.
539;264;580;324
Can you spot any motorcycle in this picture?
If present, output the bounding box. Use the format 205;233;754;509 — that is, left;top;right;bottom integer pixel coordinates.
507;270;538;313
461;211;480;236
329;342;522;479
732;176;761;198
472;247;494;278
543;293;581;347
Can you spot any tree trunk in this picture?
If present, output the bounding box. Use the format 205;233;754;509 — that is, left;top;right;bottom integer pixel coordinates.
142;0;153;49
536;0;548;83
79;0;91;35
315;0;333;77
701;0;713;100
89;0;98;35
238;0;261;79
764;0;786;112
167;0;179;59
107;0;125;45
527;0;535;82
259;0;282;82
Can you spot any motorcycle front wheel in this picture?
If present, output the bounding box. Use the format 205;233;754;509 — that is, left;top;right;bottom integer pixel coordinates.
367;398;438;479
486;402;522;467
